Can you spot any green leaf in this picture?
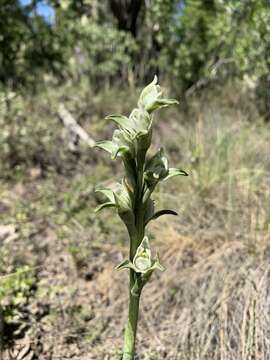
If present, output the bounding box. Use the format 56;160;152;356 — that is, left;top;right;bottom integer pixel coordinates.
164;168;188;181
95;202;116;213
145;209;178;225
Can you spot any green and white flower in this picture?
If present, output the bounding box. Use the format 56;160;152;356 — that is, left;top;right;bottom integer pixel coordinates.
138;75;179;113
144;148;169;188
116;237;165;277
95;128;134;160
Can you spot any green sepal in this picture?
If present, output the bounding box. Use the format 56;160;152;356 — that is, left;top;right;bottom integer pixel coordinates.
136;127;152;156
114;181;133;212
95;140;128;160
129;108;152;134
95;140;118;155
94;202;116;213
145;209;178;225
111;129;133;159
147;99;179;113
164;168;188;181
115;259;136;271
112;146;130;159
151;254;165;272
141;254;165;283
95;131;134;160
106;114;131;131
129;108;152;155
144;148;169;188
95;186;115;203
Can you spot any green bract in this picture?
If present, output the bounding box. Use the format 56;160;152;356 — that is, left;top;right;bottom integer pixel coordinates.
95;76;188;359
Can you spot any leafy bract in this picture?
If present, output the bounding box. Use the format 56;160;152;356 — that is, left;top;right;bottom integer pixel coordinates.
164;168;188;181
145;209;178;225
95;202;116;212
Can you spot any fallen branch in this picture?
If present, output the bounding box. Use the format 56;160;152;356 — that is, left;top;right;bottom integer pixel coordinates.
185;58;235;98
58;104;96;149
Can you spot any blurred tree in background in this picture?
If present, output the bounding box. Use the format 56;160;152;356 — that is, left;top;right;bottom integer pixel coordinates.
0;0;269;101
0;0;63;90
167;0;270;94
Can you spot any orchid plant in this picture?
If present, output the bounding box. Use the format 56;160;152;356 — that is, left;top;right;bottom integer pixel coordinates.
95;76;188;359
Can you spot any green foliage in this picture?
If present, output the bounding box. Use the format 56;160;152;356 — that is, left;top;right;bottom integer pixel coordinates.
167;0;270;92
0;90;76;178
0;266;35;322
0;0;62;90
1;0;269;99
52;0;137;87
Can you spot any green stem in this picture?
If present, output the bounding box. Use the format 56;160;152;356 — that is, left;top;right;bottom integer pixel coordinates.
123;271;141;360
123;158;145;359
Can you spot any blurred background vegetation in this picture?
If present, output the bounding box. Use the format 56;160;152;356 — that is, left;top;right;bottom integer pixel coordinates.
1;0;270;95
1;1;270;359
